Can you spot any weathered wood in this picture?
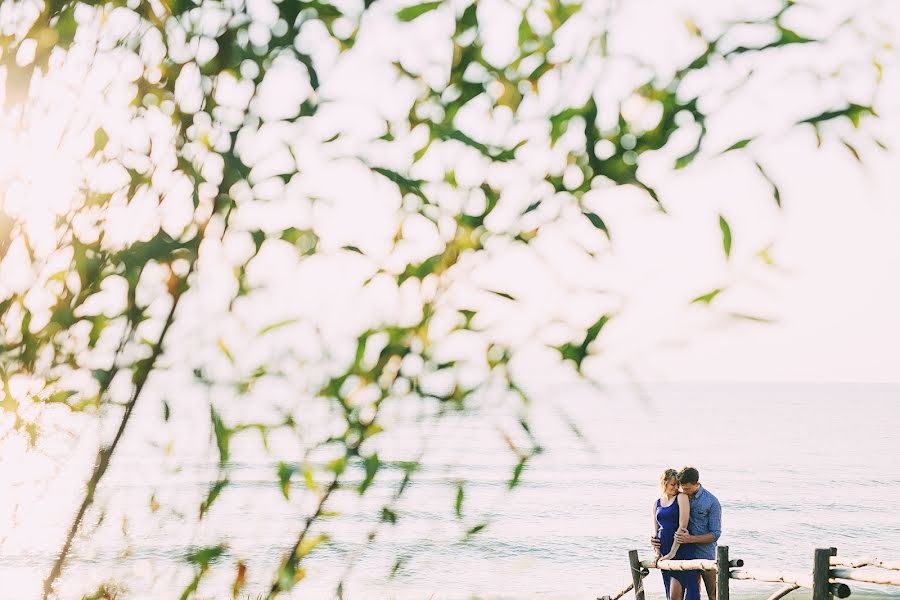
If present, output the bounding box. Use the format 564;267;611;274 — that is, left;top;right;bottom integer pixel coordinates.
729;567;852;597
599;567;650;600
599;579;633;600
831;583;852;598
830;567;900;586
872;559;900;571
717;546;730;600
831;557;900;571
730;568;814;589
814;547;835;600
764;584;799;600
629;550;646;600
641;558;718;571
831;557;873;569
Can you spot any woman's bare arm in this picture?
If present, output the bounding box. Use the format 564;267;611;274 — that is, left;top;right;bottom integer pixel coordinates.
662;494;690;560
651;500;661;558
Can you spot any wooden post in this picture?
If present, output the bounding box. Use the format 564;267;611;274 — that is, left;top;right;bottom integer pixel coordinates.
831;583;851;598
717;546;730;600
629;550;646;600
826;547;850;599
813;548;834;600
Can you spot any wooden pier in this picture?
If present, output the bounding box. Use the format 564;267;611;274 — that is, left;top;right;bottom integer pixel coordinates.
600;547;900;600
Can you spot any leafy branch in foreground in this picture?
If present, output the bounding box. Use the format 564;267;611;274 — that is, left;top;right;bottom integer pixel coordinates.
0;0;891;597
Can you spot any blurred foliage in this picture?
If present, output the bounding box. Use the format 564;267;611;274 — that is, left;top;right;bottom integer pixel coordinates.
0;0;889;597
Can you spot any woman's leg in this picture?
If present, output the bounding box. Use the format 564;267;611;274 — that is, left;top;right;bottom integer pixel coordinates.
670;577;685;600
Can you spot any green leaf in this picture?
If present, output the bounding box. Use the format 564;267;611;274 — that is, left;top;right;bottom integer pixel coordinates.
210;408;230;466
47;390;77;404
369;166;427;201
90;128;109;156
429;122;520;162
390;556;406;578
326;455;347;476
582;314;611;348
582;211;610;239
728;312;775;324
798;103;875;128
278;462;297;499
487;289;516;301
674;144;701;169
358;453;380;494
454;481;464;518
754;162;782;208
720;138;753;154
296;533;328;558
200;479;228;518
842;140;861;162
522;200;541;215
719;215;732;259
757;244;775;266
258;319;300;336
691;288;723;305
187;544;226;567
303;461;319;492
396;1;442;22
381;506;398;524
508;457;527;489
465;522;487;537
217;338;234;364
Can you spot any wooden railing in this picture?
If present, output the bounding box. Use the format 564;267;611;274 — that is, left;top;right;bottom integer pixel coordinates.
599;547;900;600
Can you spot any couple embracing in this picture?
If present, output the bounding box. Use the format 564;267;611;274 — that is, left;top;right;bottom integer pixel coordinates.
650;466;722;600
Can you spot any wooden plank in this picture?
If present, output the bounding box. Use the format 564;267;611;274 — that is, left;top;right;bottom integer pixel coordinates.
813;548;835;600
729;567;850;597
830;568;900;586
717;546;730;600
831;558;873;569
641;558;718;571
872;559;900;571
730;568;814;589
764;584;799;600
597;581;631;600
831;557;900;571
629;550;646;600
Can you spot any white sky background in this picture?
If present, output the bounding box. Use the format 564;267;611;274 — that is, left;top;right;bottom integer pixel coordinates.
591;1;900;383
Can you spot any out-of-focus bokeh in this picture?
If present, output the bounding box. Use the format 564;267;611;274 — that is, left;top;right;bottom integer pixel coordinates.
1;0;898;598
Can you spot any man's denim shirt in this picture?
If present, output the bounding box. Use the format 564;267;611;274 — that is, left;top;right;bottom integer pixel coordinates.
688;486;722;560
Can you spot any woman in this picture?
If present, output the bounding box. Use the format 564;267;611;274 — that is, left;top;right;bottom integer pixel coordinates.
651;468;700;600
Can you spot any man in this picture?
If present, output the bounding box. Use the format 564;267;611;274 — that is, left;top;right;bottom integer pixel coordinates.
651;466;722;600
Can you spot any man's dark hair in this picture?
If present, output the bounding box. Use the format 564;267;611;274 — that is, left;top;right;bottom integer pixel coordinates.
677;466;700;485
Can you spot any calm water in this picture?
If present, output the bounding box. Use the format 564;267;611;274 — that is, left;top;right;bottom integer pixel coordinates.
2;383;899;599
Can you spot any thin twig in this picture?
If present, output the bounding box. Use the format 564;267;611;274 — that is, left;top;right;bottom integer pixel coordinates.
267;475;342;598
42;261;194;599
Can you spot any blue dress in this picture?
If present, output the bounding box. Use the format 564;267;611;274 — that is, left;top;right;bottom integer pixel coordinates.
656;496;701;600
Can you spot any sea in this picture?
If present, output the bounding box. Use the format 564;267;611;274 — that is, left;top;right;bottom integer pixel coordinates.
1;383;899;599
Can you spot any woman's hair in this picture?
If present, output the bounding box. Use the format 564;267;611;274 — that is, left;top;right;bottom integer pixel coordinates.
659;468;678;490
